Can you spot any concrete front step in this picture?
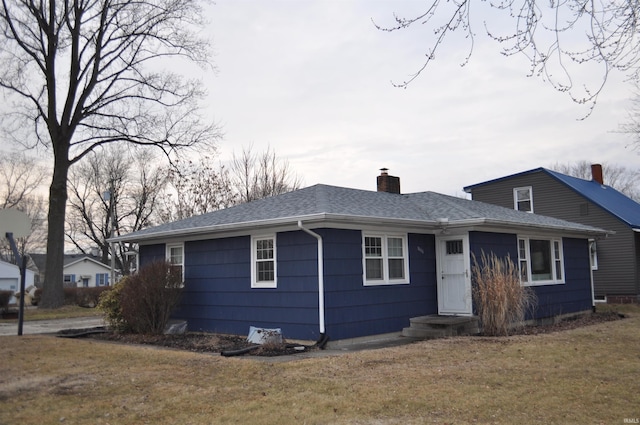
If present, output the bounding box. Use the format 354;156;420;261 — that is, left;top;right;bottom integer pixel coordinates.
401;315;479;340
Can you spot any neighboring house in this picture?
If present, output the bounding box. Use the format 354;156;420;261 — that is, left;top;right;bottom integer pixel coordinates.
30;253;112;288
464;164;640;303
112;170;607;342
0;259;36;304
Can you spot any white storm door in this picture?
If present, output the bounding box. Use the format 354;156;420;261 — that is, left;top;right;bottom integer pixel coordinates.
437;235;472;316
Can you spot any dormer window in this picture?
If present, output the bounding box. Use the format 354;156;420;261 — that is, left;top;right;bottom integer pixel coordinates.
514;187;533;213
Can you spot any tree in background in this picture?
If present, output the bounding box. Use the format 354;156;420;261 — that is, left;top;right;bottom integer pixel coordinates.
66;146;168;275
157;151;237;223
153;145;304;223
0;0;219;308
376;0;640;111
620;83;640;147
231;145;303;203
0;152;48;257
550;161;640;201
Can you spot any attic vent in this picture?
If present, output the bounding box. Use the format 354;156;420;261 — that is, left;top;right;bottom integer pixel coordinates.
579;203;589;216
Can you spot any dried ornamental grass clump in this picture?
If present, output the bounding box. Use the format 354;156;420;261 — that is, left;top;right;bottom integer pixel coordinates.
472;251;537;336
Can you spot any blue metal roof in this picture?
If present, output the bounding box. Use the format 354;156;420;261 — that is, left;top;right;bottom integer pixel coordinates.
464;167;640;229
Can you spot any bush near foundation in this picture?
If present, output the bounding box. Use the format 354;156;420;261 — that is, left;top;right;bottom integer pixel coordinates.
98;261;183;334
472;252;537;336
98;278;130;332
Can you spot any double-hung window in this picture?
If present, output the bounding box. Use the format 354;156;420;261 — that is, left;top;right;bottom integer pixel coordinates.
363;234;409;285
166;243;184;284
514;187;533;213
518;236;564;285
252;235;277;288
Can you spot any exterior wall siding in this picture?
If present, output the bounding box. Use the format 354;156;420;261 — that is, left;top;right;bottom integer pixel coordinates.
140;229;438;341
177;232;320;340
469;172;638;297
320;230;436;340
139;244;165;266
137;228;593;340
469;232;593;320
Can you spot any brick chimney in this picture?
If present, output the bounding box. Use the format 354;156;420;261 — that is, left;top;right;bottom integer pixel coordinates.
377;168;401;194
591;164;604;184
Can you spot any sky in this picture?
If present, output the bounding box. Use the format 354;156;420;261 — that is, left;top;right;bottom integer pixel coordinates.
200;1;638;197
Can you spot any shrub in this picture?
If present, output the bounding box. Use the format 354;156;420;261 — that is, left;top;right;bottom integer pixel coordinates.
63;287;110;307
98;279;131;333
472;251;537;336
98;261;183;334
0;290;13;313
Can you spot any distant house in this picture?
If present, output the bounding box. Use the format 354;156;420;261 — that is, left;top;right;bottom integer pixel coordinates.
464;164;640;303
0;259;36;303
30;253;112;288
112;170;607;342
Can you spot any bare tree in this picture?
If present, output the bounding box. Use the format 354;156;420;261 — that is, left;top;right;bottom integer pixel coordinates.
0;0;220;307
0;152;47;210
375;0;640;112
620;83;640;146
0;152;48;258
157;152;237;223
66;146;168;275
231;145;303;203
550;161;640;201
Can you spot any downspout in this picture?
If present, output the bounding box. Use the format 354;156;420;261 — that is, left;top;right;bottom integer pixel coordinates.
297;221;329;348
589;240;596;312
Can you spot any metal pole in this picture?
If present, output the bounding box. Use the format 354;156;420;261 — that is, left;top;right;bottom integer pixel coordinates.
5;232;26;336
107;181;116;286
18;255;26;336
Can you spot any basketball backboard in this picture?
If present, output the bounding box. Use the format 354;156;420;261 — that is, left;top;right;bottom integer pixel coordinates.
0;208;32;238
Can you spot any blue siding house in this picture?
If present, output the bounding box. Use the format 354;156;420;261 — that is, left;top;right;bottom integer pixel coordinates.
113;170;608;341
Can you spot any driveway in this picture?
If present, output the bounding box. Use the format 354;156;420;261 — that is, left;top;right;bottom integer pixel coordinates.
0;316;105;336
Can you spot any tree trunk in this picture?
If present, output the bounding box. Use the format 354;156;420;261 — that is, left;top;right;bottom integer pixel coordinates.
39;152;70;309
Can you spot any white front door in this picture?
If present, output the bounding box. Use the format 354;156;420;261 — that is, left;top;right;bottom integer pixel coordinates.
437;235;472;316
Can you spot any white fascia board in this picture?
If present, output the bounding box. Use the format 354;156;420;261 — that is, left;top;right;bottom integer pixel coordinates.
109;213;329;244
110;213;444;245
456;218;613;238
111;212;608;245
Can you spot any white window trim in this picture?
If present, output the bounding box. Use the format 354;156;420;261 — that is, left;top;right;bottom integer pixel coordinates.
518;236;565;286
362;233;410;286
251;235;277;289
513;186;534;213
166;243;185;285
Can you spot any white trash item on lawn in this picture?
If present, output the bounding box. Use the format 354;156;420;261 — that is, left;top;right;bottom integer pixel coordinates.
247;326;282;345
164;320;188;335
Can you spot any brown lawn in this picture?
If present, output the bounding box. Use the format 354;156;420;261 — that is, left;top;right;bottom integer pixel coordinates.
1;305;639;424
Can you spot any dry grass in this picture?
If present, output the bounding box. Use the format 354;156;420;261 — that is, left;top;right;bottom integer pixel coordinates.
472;252;537;336
0;305;101;323
1;306;639;424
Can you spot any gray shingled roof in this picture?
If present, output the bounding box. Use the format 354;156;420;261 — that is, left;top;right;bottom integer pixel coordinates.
112;184;608;243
